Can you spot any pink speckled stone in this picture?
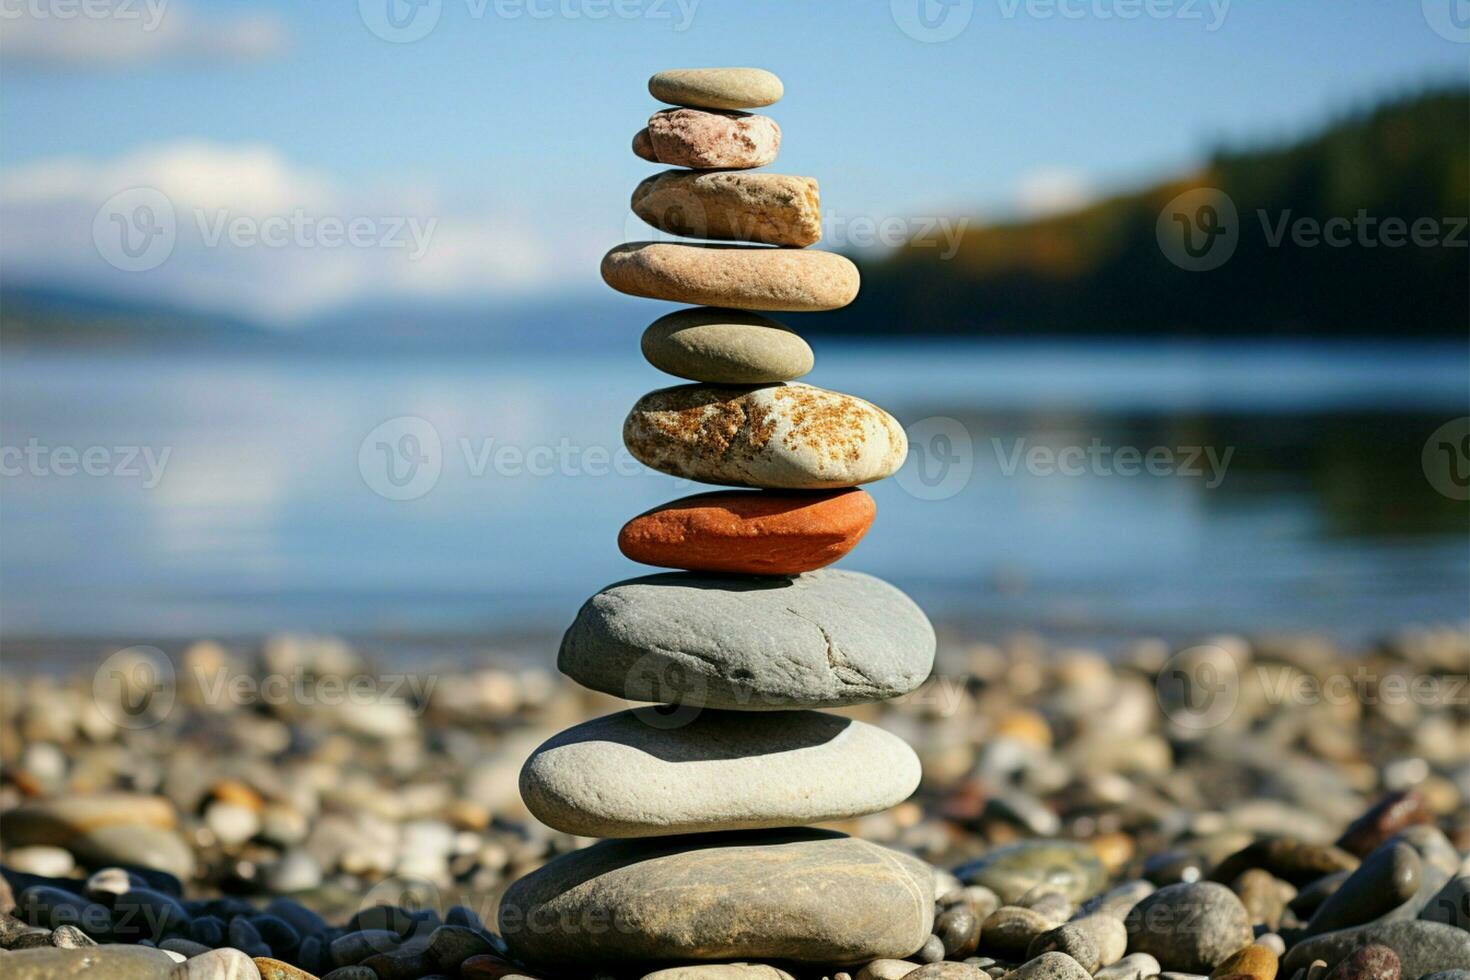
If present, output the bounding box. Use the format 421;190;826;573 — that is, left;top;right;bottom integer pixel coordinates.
644;108;780;170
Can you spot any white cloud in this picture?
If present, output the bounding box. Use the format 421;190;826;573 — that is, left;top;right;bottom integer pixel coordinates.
0;1;288;70
1014;168;1095;218
0;140;562;323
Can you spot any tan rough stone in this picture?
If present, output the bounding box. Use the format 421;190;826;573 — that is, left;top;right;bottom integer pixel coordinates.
603;243;858;312
645;108;780;170
624;382;906;489
633;170;821;247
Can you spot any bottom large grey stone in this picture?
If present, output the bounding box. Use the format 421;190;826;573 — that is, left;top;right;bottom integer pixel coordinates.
498;829;934;974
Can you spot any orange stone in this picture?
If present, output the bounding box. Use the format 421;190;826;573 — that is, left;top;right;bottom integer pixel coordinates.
618;489;875;575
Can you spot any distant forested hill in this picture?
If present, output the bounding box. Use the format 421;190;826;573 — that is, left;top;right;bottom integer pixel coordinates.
815;86;1469;339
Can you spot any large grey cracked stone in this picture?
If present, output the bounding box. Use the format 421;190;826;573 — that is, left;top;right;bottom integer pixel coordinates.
557;569;935;710
520;709;920;837
498;829;934;974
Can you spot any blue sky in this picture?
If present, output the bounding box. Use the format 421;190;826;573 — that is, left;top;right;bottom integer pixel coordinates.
2;0;1465;322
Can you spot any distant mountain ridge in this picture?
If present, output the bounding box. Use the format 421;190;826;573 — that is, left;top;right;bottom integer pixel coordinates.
815;85;1469;339
5;87;1465;349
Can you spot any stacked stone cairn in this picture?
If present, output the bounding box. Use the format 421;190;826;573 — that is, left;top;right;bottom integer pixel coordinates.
498;68;940;975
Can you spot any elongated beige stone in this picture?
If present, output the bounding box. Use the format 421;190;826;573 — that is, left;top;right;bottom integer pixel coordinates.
649;67;783;109
645;108;780;170
633;170;821;247
498;829;934;971
624;382;906;489
520;709;921;837
602;243;858;312
641;308;813;383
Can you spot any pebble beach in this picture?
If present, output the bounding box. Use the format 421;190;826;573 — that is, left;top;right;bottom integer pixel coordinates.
1;624;1468;979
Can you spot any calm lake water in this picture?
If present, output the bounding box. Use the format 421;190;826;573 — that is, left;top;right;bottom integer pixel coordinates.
2;341;1466;656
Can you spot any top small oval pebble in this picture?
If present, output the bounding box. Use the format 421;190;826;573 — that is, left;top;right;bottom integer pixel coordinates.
649;67;784;110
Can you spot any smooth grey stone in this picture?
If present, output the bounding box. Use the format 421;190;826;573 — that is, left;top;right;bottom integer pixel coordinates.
1006;951;1094;980
1124;882;1253;974
1283;920;1470;977
641;308;814;384
169;947;261;978
320;968;378;980
915;934;946;963
1306;842;1422;935
955;841;1108;904
158;938;210;957
1292;870;1354;919
1081;880;1157;920
262;899;326;939
641;967;798;979
5;945;176;978
498;829;934;972
1032;915;1128;970
110;888;189;943
1421;875;1470;929
936;903;982;958
15;886;112;936
520;709;920;837
70;825;195;880
1095;952;1163;980
359;944;435;980
1383;826;1460;922
330;929;401;967
425;924;493;972
981;906;1052;957
559;570;935;710
1027;923;1100;972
